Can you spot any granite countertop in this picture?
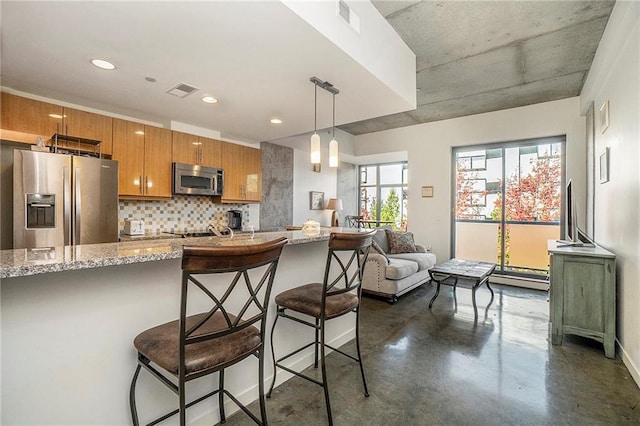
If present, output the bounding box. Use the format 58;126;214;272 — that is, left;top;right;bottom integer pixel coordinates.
0;228;369;279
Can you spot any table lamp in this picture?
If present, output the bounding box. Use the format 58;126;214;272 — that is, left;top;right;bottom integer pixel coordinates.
326;198;343;227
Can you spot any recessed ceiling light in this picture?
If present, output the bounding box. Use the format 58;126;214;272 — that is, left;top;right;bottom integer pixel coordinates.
270;118;283;124
145;76;157;83
202;96;218;104
90;59;116;70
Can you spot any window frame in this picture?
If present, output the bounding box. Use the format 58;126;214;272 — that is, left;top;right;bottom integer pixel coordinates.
358;161;408;227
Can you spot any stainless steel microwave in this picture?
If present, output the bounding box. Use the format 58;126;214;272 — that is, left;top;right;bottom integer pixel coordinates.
172;162;223;196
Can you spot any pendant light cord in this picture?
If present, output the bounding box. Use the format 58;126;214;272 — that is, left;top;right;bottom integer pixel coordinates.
332;93;336;138
314;83;318;133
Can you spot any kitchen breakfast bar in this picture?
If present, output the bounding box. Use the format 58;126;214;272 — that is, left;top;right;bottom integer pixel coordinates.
0;229;362;425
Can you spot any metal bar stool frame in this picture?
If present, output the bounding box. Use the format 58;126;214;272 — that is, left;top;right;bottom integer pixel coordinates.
267;231;374;425
129;237;288;426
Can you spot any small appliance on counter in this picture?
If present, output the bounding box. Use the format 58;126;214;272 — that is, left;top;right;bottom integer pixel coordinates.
228;210;242;230
123;220;145;236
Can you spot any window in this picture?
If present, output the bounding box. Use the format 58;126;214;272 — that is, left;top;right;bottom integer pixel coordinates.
359;162;407;229
453;137;564;277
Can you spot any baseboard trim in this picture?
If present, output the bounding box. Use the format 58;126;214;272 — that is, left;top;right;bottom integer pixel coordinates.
490;275;549;291
618;339;640;389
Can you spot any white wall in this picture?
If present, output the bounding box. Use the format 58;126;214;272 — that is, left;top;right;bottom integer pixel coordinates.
354;97;586;264
580;1;640;385
292;145;337;226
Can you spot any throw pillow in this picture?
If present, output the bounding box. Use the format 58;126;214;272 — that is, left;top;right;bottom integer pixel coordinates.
372;226;392;253
370;240;390;262
386;230;417;254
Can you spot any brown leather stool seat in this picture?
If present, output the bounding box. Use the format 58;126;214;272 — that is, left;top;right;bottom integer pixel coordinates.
275;284;358;319
129;237;287;426
134;313;261;377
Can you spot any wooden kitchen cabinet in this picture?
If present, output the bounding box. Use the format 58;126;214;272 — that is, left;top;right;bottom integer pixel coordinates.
243;145;262;201
221;142;262;203
61;108;113;155
172;131;200;165
172;131;221;167
221;142;244;201
548;240;616;358
200;136;222;168
112;119;172;198
1;93;113;155
143;126;173;197
1;92;62;143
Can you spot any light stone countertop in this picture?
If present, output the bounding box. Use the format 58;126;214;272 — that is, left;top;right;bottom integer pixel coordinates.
0;228;369;279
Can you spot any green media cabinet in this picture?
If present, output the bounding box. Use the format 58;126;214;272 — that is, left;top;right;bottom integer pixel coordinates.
547;240;616;358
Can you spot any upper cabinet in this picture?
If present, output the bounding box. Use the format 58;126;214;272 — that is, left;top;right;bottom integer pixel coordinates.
60;108;113;155
112;119;172;198
172;132;221;168
221;142;262;203
1;92;62;142
200;136;222;168
1;93;112;155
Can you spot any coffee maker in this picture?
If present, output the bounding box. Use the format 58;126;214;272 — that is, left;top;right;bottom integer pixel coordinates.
227;210;242;230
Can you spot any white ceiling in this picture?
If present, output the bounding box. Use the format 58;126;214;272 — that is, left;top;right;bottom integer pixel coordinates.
1;1;412;144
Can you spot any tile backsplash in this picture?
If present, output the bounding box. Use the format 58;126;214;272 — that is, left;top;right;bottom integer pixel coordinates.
119;195;250;234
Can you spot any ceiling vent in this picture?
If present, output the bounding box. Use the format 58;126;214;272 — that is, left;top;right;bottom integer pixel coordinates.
337;0;360;33
166;82;199;98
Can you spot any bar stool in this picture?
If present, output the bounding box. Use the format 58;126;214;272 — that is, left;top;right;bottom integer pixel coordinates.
129;237;288;426
267;231;374;425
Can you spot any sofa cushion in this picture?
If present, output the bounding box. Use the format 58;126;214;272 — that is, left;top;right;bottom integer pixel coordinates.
385;258;419;280
388;252;436;271
372;226;392;253
387;230;417;254
371;240;389;262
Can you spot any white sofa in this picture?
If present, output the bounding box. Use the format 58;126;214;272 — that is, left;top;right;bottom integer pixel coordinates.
362;228;437;303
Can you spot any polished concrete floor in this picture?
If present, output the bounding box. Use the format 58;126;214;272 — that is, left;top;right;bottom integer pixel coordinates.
225;282;640;425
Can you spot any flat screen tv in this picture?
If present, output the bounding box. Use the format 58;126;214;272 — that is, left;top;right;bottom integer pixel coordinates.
558;179;594;247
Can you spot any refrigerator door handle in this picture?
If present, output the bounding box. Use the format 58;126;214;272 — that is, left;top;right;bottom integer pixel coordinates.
63;166;71;245
74;167;81;245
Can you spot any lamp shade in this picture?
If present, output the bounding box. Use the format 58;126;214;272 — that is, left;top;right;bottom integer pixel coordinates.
310;132;321;164
326;198;343;211
329;138;338;167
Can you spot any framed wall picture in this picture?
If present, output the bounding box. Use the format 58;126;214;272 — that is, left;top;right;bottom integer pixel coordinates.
599;100;610;134
310;191;325;210
599;147;610;184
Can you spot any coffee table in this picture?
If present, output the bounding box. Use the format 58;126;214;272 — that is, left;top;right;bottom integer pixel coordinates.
428;258;496;316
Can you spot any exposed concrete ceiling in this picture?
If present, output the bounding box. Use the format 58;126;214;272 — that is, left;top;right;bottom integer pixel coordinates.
339;0;615;136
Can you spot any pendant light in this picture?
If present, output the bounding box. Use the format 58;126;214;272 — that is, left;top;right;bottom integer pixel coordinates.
329;92;339;167
310;83;321;164
309;76;339;167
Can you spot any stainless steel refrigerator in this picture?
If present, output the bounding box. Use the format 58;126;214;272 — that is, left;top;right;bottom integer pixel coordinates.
13;150;119;249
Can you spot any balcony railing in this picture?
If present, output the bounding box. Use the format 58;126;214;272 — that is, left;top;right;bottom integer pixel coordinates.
455;220;560;277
